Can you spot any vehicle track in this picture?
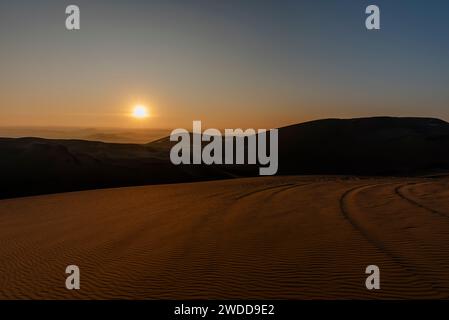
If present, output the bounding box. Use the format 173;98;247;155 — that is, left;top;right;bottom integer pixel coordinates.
395;183;449;219
340;183;445;296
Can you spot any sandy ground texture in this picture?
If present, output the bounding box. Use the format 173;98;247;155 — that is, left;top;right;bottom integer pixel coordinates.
1;175;449;299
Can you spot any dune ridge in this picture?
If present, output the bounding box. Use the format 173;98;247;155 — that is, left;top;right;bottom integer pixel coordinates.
2;116;449;199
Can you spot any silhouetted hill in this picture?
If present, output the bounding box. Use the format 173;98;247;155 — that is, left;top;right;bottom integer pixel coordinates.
1;117;449;198
0;137;245;199
278;117;449;175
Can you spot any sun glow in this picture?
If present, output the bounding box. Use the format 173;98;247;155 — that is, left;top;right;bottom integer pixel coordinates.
132;105;149;119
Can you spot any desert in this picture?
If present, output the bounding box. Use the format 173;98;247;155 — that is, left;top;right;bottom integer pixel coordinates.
1;174;449;299
1;0;448;304
1;117;449;299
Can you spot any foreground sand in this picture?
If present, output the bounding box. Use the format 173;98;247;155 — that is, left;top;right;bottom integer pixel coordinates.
1;175;449;299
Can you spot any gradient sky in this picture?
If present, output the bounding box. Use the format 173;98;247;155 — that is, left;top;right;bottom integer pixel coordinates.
0;0;448;129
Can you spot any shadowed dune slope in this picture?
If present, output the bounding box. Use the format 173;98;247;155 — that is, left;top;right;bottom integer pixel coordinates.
1;175;449;299
0;137;247;199
2;116;449;198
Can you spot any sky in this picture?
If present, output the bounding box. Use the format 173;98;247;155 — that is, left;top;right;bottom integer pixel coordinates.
0;0;448;130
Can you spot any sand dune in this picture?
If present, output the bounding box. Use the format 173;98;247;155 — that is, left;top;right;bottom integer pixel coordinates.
3;116;449;199
1;175;449;299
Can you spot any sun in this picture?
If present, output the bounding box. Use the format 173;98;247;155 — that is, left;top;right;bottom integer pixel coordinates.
132;105;149;119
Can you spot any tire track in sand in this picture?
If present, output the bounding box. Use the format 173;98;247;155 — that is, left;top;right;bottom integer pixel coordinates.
340;183;445;296
395;183;449;219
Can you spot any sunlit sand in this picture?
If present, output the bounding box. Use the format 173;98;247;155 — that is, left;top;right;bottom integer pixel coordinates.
1;175;449;299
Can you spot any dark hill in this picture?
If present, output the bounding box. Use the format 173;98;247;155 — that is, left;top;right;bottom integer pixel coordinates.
278;117;449;175
1;117;449;198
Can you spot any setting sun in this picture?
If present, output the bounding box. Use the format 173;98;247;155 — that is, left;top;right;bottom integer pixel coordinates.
132;105;149;119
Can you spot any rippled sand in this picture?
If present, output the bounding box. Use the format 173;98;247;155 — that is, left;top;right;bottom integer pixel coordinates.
1;175;449;299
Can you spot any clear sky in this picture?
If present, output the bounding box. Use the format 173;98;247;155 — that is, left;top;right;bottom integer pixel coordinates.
0;0;448;129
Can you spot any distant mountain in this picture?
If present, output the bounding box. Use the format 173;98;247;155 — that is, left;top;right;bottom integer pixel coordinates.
1;117;449;198
0;127;170;144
